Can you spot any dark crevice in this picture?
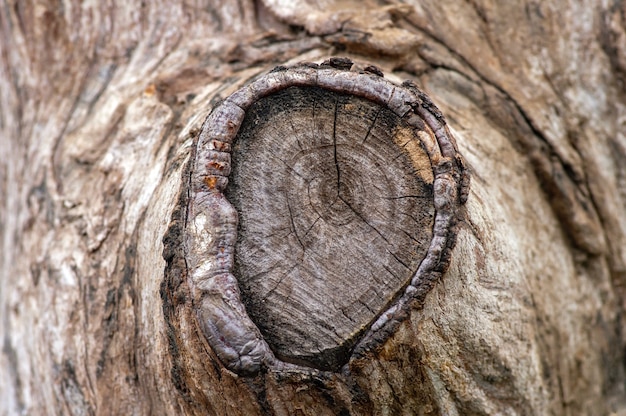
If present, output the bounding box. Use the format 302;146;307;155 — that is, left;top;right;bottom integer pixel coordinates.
387;249;411;270
382;264;402;283
358;299;376;315
340;307;357;323
340;194;389;243
362;107;382;144
333;96;341;194
286;195;306;251
402;229;421;244
302;214;323;239
408;23;602;254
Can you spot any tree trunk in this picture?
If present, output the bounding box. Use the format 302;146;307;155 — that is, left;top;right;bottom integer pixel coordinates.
1;1;625;415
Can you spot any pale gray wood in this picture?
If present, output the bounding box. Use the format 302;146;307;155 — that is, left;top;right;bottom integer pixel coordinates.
228;86;435;369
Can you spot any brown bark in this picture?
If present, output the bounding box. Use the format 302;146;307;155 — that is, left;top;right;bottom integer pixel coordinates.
1;0;625;415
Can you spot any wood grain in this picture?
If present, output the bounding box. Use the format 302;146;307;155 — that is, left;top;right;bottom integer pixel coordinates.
185;61;468;374
229;86;435;370
3;1;626;414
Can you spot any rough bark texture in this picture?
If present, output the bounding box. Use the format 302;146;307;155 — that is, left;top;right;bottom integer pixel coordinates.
1;0;625;415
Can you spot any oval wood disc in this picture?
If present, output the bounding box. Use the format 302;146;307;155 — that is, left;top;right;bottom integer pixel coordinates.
227;86;435;370
185;60;468;375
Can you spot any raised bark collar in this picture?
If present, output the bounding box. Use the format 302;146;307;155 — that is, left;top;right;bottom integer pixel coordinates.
183;57;469;375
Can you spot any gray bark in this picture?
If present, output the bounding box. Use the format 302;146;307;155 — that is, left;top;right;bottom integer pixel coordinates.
1;0;625;415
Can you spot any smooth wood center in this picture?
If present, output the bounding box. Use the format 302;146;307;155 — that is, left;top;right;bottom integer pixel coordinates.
227;86;434;370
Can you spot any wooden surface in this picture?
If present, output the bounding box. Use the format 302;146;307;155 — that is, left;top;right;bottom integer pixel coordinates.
1;0;626;415
181;64;467;377
229;86;434;370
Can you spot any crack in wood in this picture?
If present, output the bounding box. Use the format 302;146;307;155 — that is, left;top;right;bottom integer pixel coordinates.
286;195;306;251
333;96;341;194
184;58;469;375
362;108;382;144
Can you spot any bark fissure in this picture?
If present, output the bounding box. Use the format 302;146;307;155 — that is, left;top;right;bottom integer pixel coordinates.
407;20;604;255
3;1;626;414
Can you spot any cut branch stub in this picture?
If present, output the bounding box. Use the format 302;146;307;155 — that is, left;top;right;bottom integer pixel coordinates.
184;58;469;375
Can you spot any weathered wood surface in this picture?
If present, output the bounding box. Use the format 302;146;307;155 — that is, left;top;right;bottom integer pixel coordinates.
1;0;626;415
230;85;436;370
181;62;467;375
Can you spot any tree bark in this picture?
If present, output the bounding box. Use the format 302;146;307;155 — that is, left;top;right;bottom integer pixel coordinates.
1;0;625;415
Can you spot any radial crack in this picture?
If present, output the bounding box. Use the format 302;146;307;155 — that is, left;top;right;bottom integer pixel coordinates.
362;107;382;144
278;157;307;180
264;263;299;301
339;194;391;245
302;214;323;238
387;250;411;270
333;97;341;195
286;196;306;251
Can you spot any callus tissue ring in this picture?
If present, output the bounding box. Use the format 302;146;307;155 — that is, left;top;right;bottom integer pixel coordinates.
183;57;469;375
